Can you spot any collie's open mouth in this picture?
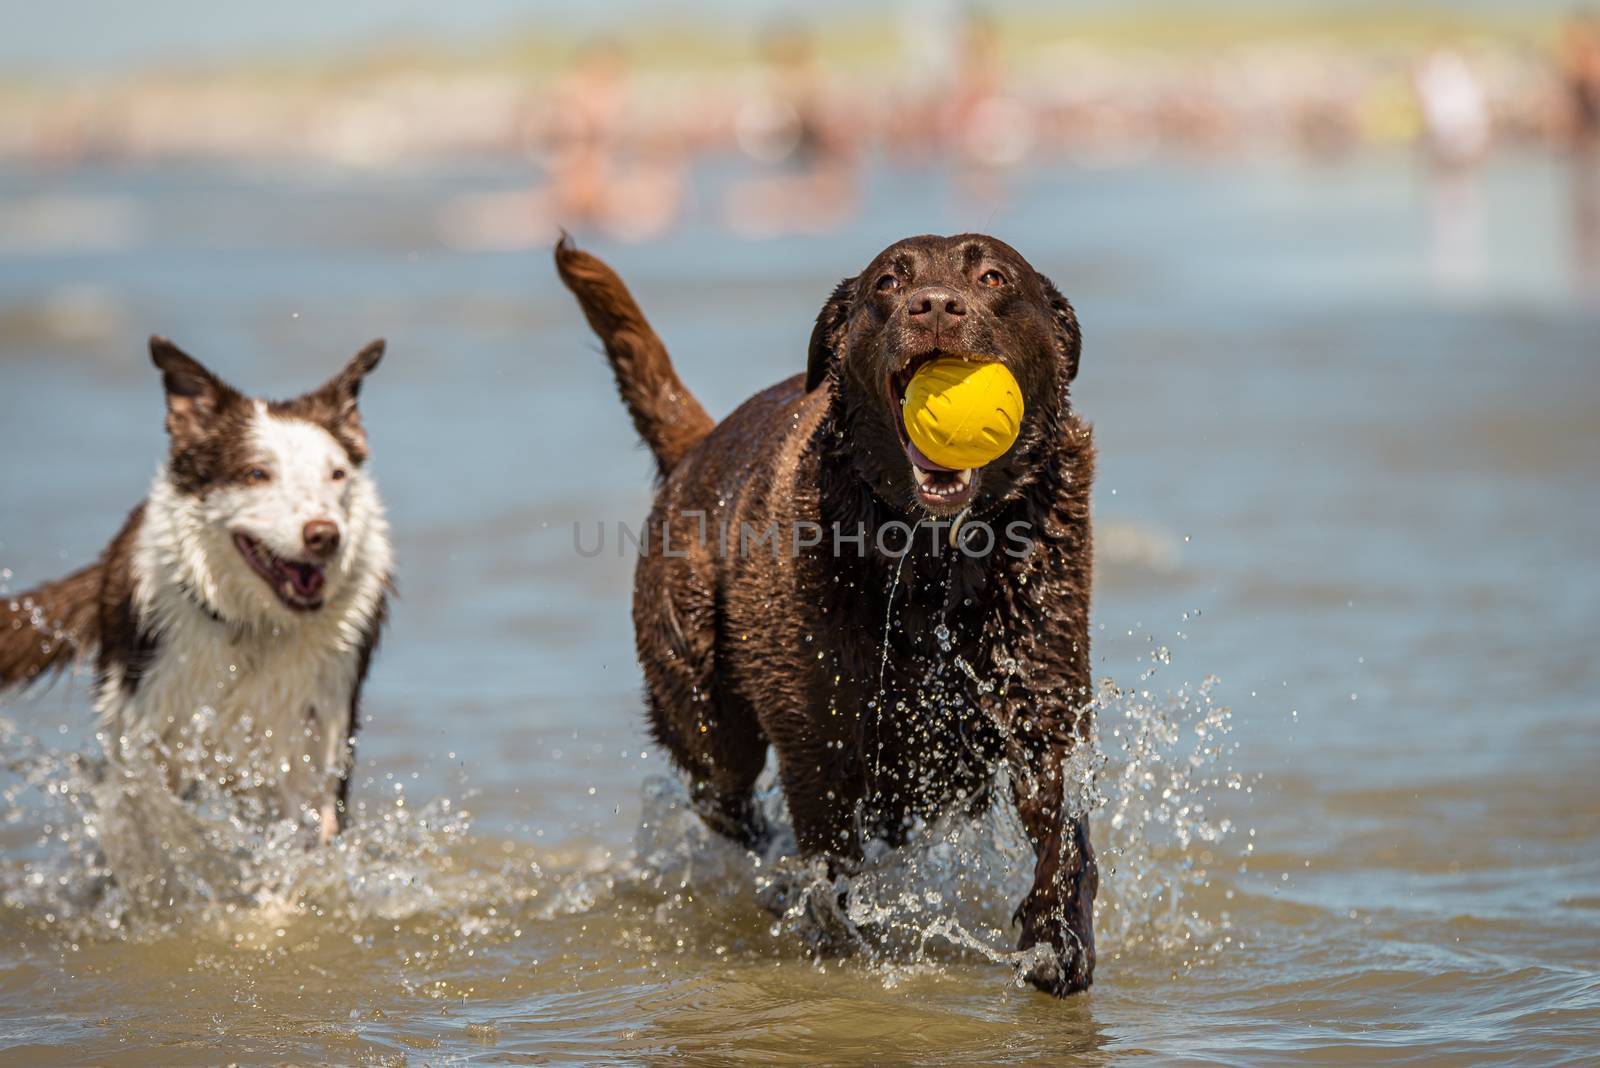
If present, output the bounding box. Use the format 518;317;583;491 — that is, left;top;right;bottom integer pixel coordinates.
888;349;982;512
233;532;326;611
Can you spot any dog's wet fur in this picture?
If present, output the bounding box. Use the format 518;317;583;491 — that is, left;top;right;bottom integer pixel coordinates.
557;233;1099;995
0;338;393;843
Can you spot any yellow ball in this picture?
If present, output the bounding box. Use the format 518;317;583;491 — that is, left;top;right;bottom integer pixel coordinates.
902;358;1024;470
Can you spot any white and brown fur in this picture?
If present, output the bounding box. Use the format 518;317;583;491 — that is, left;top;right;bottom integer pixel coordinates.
0;337;393;843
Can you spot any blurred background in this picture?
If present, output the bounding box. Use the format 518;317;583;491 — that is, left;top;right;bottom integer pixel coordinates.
4;0;1600;267
0;1;1597;1064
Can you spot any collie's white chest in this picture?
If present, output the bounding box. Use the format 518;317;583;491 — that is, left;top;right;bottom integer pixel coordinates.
98;602;360;816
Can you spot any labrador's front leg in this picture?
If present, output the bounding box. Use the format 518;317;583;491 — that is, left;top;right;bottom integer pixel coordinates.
1012;746;1099;996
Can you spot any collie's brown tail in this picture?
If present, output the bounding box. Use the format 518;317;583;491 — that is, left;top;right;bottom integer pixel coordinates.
555;236;713;477
0;563;101;691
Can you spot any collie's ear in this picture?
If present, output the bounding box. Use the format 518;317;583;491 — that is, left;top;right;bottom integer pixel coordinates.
805;276;857;393
331;338;385;405
311;339;386;463
1035;274;1082;383
149;335;242;445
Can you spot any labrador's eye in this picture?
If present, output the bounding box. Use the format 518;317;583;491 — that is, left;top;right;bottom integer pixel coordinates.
242;466;271;484
875;274;901;293
979;269;1007;288
331;468;347;482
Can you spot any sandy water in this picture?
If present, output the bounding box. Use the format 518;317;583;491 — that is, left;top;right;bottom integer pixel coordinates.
0;153;1597;1064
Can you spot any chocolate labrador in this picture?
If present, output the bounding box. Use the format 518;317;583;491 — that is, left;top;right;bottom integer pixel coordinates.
556;233;1098;995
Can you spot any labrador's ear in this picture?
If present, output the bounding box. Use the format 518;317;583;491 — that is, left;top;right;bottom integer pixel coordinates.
149;336;244;449
805;275;858;393
1036;273;1082;383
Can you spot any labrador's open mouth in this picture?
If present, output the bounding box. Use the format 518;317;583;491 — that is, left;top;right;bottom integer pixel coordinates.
233;532;326;611
889;349;982;513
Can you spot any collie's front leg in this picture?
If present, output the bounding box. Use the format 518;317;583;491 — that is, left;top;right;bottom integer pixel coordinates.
318;797;341;845
312;704;358;845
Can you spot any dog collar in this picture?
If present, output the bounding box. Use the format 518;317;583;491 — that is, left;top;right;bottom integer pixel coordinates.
178;580;229;626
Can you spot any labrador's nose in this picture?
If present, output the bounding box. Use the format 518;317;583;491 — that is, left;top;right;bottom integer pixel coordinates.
905;287;968;333
302;519;341;560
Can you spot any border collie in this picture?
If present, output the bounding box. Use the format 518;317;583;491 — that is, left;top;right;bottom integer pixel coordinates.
0;337;393;843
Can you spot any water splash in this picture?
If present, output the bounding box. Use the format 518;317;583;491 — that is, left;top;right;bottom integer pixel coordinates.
1091;670;1241;966
620;644;1246;988
0;627;1245;993
0;716;485;943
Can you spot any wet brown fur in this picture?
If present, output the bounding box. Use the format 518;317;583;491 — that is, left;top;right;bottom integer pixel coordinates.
0;561;103;688
554;236;714;477
556;235;1100;996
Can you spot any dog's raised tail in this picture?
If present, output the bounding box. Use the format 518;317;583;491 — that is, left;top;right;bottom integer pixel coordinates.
555;236;713;477
0;563;101;692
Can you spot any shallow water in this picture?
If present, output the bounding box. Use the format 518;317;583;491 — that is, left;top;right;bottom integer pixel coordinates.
1;152;1597;1064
